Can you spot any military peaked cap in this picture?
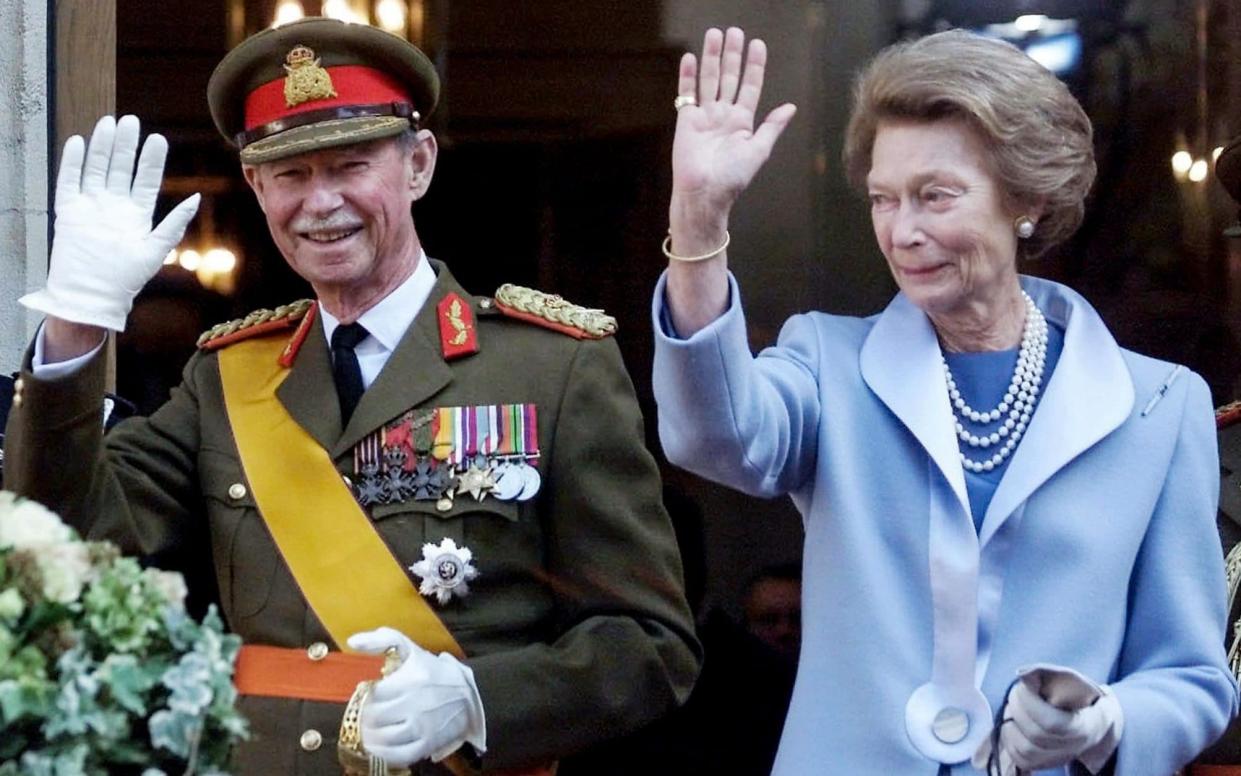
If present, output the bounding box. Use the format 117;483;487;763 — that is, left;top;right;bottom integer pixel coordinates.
207;16;440;164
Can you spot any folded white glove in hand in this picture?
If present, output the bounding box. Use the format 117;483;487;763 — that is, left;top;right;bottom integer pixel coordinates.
347;626;486;766
972;666;1123;776
22;114;200;332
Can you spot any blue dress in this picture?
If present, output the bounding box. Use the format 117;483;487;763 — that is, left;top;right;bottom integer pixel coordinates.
943;327;1065;532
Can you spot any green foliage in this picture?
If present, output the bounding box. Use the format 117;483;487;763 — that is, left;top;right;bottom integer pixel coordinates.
0;493;248;774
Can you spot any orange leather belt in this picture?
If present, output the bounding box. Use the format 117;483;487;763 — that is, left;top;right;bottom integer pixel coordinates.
234;645;558;776
1188;766;1241;775
234;644;384;703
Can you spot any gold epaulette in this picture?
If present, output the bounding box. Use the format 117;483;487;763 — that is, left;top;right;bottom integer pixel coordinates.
492;284;617;340
197;299;315;351
1218;401;1241;430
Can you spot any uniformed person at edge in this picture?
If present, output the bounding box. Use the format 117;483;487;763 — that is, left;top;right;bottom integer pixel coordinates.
1189;134;1241;776
4;17;699;775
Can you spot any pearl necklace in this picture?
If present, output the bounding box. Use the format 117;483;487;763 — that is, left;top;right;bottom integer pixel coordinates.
942;292;1048;473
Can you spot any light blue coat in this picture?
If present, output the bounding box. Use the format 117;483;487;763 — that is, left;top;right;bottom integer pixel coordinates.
652;273;1238;775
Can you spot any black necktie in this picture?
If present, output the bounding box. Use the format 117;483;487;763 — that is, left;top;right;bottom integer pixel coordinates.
331;322;369;425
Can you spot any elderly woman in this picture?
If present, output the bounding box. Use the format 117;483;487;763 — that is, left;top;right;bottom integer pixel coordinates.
653;27;1238;775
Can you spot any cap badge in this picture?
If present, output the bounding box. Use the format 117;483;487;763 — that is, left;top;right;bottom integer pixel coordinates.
409;538;478;605
283;44;337;108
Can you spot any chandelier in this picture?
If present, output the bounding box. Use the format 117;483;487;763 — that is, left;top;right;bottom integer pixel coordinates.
228;0;427;46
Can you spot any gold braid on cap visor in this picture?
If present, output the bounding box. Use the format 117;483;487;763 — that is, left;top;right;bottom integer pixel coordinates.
234;102;420;149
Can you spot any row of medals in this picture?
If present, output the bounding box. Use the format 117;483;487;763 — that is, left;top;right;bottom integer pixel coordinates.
352;417;541;512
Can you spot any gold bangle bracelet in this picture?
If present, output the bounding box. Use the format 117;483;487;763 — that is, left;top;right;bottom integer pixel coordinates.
661;231;730;263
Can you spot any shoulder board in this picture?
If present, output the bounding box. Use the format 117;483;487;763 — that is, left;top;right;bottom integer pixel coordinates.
197;299;315;351
1219;401;1241;430
492;283;617;340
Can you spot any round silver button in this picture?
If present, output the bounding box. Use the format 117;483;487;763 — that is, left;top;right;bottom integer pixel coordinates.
227;483;247;500
342;474;353;489
478;298;493;309
300;728;322;751
306;642;329;661
931;707;969;744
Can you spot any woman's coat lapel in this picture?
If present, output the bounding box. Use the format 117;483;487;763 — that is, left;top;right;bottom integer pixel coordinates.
858;276;1135;549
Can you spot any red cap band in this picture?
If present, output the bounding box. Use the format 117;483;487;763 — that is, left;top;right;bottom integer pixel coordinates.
244;65;413;131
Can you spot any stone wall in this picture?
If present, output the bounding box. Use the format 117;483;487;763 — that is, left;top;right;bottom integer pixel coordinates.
0;0;49;373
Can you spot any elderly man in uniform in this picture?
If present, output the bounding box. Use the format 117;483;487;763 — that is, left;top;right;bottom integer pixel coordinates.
4;16;699;775
1189;136;1241;775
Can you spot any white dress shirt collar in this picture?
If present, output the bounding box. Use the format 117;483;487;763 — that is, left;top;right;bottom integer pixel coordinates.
319;251;436;354
318;252;437;389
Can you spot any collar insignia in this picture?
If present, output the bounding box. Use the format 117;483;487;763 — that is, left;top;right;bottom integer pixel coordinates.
437;292;480;360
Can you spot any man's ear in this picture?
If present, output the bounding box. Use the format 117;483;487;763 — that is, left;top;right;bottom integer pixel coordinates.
241;163;266;212
407;129;438;201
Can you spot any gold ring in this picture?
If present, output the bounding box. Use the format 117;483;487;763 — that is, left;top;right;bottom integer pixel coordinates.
673;94;698;111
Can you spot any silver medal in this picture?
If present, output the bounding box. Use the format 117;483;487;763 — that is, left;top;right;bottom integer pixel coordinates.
515;462;541;501
491;461;524;500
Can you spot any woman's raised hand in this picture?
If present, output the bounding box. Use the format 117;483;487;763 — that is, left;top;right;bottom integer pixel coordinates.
670;27;796;248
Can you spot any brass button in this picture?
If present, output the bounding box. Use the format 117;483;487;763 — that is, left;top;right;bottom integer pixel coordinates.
13;378;23;391
307;642;329;661
227;483;247;500
342;474;353;489
10;394;21;408
478;298;493;309
299;728;322;752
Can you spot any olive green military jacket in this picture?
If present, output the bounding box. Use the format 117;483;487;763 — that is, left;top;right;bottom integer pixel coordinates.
1196;416;1241;767
5;263;700;775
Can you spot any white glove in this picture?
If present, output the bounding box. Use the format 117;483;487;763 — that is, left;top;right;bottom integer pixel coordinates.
21;114;200;332
972;670;1123;775
347;626;486;766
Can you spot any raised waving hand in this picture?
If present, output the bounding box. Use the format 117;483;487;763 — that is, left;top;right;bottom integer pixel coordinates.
22;115;200;333
665;27;795;335
671;27;796;227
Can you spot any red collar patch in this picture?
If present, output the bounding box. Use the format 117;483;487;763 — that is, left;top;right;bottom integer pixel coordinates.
437;293;479;361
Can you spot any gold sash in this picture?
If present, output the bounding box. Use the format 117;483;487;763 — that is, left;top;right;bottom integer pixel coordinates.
217;335;464;658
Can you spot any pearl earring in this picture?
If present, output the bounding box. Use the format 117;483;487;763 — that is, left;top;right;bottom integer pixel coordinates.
1015;216;1036;239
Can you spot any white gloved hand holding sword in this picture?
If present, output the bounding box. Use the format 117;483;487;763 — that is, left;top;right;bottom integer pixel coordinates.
348;626;487;766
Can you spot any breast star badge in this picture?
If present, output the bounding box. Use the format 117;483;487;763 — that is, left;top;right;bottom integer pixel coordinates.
409;538;478;605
